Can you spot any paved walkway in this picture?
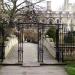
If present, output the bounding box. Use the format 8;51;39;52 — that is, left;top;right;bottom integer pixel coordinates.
0;65;68;75
23;43;38;66
43;46;57;64
0;42;68;75
3;43;38;65
3;42;57;64
3;44;18;64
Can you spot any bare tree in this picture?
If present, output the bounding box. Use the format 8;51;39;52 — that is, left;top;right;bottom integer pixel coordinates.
3;0;45;24
0;0;4;20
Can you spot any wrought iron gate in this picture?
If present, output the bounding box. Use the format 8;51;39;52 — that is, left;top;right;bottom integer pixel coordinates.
56;19;63;62
57;21;75;62
17;23;44;63
1;19;75;64
55;19;75;62
0;22;5;62
38;23;44;62
0;21;24;63
0;20;64;63
17;23;23;63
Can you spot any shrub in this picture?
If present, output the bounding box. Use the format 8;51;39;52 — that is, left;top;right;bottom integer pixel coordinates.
64;31;75;44
46;26;56;42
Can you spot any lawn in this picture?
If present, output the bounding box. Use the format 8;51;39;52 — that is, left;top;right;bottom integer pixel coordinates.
66;64;75;75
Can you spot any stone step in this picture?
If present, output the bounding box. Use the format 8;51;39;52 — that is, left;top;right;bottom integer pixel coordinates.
22;62;40;67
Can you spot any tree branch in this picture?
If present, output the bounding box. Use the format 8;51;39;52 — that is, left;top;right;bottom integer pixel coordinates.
4;3;11;11
16;0;45;12
17;0;27;8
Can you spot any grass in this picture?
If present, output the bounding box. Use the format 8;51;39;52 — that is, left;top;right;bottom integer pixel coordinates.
65;64;75;75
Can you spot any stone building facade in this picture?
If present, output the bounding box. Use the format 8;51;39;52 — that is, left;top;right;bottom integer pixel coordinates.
15;0;75;42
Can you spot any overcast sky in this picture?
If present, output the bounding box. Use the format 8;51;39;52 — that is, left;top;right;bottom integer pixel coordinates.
37;0;75;10
5;0;75;11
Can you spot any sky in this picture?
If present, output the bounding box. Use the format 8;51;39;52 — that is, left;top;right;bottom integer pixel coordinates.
5;0;75;11
36;0;75;11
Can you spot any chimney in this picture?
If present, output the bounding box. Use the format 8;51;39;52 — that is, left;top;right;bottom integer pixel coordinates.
64;0;69;10
47;1;51;11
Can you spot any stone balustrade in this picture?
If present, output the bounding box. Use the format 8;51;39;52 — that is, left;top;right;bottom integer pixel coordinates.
43;38;56;58
4;36;18;57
